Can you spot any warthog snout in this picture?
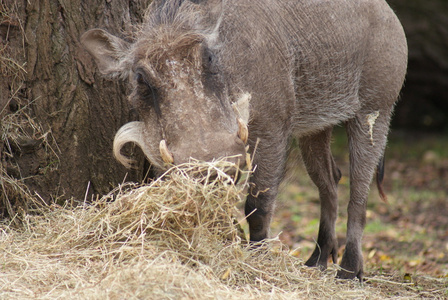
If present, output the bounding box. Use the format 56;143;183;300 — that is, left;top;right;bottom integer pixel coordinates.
159;116;248;167
166;130;248;170
113;118;248;174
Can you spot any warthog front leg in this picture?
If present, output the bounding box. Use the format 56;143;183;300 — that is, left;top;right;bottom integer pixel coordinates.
245;134;289;242
299;127;340;269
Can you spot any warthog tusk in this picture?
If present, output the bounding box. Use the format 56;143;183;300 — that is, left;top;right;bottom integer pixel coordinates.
159;139;174;164
237;118;248;144
113;121;146;169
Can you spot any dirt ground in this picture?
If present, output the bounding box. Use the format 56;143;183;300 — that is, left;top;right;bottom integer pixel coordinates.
267;128;448;282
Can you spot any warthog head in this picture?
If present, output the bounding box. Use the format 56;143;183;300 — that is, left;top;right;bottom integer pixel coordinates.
81;1;248;173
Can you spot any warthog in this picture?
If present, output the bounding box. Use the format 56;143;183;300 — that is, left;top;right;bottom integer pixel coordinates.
82;0;407;280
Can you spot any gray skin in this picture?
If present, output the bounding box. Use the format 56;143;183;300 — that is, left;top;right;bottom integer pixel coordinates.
81;0;407;280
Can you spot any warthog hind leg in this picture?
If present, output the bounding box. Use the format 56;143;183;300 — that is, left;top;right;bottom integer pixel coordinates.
299;127;340;270
338;109;391;280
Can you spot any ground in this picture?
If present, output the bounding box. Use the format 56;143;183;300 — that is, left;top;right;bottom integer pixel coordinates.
1;127;447;298
268;127;448;280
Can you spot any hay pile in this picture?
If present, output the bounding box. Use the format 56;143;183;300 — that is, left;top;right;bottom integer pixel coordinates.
0;161;446;299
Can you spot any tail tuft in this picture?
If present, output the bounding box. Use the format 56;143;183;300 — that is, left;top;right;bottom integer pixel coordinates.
376;156;388;203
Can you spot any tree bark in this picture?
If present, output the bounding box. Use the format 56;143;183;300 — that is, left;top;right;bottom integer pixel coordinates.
1;0;151;206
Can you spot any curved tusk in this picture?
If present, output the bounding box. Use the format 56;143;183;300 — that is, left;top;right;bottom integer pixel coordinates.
159;139;174;164
237;118;249;144
113;121;146;168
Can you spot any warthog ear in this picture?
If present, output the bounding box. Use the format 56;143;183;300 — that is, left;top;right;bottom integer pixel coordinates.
204;0;224;44
81;29;130;77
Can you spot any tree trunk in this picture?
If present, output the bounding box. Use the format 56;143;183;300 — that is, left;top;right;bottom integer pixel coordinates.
1;0;151;210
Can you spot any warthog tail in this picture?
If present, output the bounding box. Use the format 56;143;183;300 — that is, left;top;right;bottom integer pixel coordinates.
376;156;388;202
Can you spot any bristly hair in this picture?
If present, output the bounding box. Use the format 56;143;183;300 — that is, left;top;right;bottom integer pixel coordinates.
140;0;211;42
129;0;215;64
376;155;388;203
146;0;218;29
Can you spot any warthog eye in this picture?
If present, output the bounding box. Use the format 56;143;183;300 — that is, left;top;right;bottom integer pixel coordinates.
135;72;161;115
203;48;219;75
136;72;145;85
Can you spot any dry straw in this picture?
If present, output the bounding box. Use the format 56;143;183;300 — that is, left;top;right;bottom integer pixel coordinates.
0;160;447;299
0;103;60;219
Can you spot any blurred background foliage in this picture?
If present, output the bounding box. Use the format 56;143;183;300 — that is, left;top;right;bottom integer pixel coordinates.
388;0;448;132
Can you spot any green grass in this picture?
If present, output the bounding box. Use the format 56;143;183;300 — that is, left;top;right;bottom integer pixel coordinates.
364;218;395;234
